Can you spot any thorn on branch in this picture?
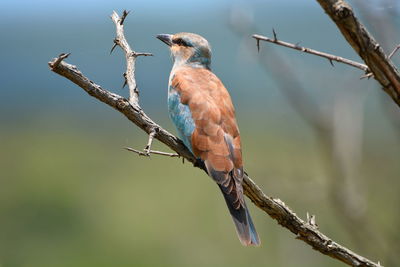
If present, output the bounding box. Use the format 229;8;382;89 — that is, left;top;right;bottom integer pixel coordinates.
120;10;130;25
110;38;119;54
122;72;127;88
49;53;70;69
134;86;139;97
272;28;277;42
307;212;318;229
131;52;154;57
360;72;373;80
256;39;260;52
329;59;334;67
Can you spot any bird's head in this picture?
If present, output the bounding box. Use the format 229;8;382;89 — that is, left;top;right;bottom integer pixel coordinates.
156;32;211;69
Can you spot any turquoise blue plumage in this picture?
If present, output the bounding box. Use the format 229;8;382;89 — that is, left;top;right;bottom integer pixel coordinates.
168;87;195;152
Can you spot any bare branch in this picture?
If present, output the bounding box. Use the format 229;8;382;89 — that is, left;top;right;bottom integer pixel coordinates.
388;44;400;59
252;33;369;71
243;32;330;132
110;10;153;105
316;0;400;107
48;11;382;267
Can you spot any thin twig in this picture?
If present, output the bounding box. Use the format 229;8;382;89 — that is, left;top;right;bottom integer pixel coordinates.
144;128;156;154
132;52;153;57
48;11;382;267
239;29;329;132
252;33;369;71
388;44;400;59
124;147;180;157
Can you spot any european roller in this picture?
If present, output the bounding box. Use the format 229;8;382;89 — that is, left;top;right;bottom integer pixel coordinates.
157;32;260;246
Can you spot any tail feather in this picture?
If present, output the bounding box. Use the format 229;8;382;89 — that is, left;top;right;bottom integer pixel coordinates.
219;185;260;246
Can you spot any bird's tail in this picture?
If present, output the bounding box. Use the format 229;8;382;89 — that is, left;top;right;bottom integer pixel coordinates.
219;185;260;246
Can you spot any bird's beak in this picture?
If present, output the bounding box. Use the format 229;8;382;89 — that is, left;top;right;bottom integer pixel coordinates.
156;34;173;46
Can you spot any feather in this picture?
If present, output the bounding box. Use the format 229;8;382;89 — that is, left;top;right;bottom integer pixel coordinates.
168;65;260;246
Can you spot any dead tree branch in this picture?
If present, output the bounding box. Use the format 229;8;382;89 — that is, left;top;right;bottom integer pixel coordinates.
252;34;369;71
316;0;400;107
48;10;381;267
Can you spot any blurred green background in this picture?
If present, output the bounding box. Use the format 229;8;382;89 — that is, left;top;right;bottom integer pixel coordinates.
1;0;399;266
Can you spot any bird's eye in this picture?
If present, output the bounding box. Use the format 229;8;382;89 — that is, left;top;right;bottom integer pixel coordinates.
174;38;188;46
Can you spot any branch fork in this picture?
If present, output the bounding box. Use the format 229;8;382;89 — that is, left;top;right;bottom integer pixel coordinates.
125;127;179;158
361;44;400;79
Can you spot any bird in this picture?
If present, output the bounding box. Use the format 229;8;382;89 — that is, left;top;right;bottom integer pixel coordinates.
156;32;260;246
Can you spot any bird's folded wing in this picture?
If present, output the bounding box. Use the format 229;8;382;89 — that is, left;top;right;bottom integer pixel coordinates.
171;66;244;208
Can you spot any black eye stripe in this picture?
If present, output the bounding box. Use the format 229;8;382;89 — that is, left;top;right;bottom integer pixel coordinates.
173;38;188;46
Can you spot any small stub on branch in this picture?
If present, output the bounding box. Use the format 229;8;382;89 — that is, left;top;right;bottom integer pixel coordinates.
120;10;130;25
306;212;318;229
110;38;119;54
131;52;154;57
49;53;70;70
272;28;277;41
122;72;127;88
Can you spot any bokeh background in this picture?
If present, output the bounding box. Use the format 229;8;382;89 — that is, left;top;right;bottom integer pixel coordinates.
1;0;399;266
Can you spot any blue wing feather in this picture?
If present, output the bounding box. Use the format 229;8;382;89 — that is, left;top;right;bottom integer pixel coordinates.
168;87;195;152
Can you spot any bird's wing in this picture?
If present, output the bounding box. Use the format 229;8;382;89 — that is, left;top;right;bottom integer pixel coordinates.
171;66;244;208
